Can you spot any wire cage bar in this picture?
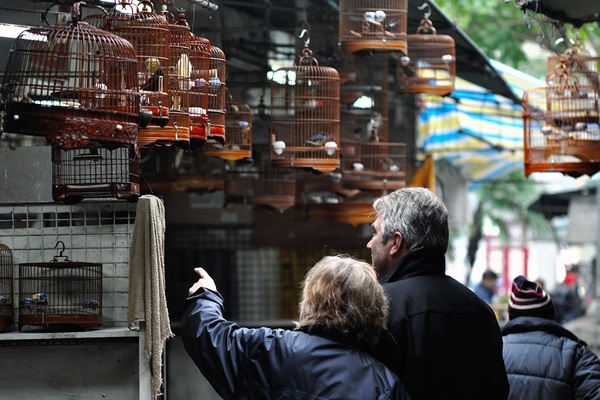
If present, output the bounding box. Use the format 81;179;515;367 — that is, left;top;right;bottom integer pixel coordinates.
204;98;252;161
85;1;172;148
1;3;139;149
270;43;340;174
207;45;227;144
397;15;456;96
52;144;140;203
0;244;14;332
18;260;102;331
189;34;211;148
339;0;408;54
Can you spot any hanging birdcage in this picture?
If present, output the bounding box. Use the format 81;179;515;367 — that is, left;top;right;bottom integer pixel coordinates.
523;50;600;177
270;38;340;174
51;143;140;203
189;34;211;148
1;2;139;149
85;0;172;148
204;96;252;161
224;170;296;213
397;8;455;96
0;244;14;332
340;141;406;190
207;45;227;144
338;0;408;54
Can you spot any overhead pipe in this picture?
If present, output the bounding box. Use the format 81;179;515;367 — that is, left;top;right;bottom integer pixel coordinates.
187;0;218;11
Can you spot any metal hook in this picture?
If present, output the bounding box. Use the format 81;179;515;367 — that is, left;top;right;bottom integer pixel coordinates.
52;240;69;262
418;3;431;19
299;28;310;46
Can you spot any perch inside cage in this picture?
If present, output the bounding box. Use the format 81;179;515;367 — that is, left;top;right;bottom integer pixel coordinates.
397;7;455;96
2;2;139;149
338;0;408;54
18;242;102;331
522;52;600;177
0;244;14;332
270;37;340;174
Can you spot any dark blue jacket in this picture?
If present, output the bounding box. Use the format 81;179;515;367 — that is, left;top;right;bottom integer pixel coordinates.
379;250;509;400
501;316;600;400
181;288;411;400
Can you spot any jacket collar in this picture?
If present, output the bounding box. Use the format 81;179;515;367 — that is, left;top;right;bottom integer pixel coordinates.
382;249;446;283
501;316;587;346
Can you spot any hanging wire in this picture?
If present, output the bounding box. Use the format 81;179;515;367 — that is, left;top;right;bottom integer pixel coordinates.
418;2;431;19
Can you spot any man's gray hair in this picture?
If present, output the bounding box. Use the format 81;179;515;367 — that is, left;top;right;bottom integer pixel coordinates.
373;187;449;254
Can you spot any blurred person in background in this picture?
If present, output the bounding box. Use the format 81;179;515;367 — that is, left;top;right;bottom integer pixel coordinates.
181;255;411;400
553;269;586;323
502;275;600;399
367;187;508;400
473;269;500;304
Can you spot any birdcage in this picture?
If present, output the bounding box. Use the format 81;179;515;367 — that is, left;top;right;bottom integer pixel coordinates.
0;244;14;332
523;53;600;177
204;97;252;161
51;144;140;203
1;3;139;149
207;45;227;144
270;42;340;174
224;170;296;213
189;34;211;148
397;11;455;96
85;1;172;148
341;141;406;190
18;243;102;331
338;0;408;54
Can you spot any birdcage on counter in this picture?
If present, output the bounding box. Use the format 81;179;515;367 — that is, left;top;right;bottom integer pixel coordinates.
18;242;102;331
523;50;600;177
270;38;340;174
207;45;227;144
1;2;139;149
51;144;140;203
188;34;211;148
339;0;408;54
0;244;14;332
397;7;455;96
85;0;172;148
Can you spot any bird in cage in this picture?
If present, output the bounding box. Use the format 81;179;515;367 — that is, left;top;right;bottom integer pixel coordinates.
305;132;335;146
140;68;165;92
367;112;383;142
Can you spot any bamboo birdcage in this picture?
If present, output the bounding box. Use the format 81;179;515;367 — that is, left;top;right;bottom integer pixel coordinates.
397;12;455;96
1;3;139;149
207;45;227;144
203;97;252;161
270;41;340;174
339;0;408;54
85;1;172;148
523;50;600;177
189;34;211;148
340;141;407;190
0;244;14;332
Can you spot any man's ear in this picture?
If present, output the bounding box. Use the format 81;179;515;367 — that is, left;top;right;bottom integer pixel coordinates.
389;232;403;256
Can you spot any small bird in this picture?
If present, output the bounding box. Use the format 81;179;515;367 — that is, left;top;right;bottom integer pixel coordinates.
367;113;382;142
140;68;164;92
305;132;333;146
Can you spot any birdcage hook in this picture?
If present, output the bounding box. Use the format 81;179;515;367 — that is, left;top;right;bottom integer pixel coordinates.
52;241;69;262
299;29;310;46
418;3;432;19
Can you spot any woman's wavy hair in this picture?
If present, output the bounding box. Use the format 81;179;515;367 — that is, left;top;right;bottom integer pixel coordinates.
373;187;449;254
294;255;389;349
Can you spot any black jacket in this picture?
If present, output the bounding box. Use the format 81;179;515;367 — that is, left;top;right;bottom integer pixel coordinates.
502;316;600;400
181;288;411;400
379;250;509;400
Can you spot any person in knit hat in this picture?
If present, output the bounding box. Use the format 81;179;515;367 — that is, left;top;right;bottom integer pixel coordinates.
502;275;600;400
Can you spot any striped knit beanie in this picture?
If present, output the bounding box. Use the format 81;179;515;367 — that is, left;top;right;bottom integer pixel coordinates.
508;275;557;321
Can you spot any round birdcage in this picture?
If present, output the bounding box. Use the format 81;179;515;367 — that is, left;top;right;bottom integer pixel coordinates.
207;45;227;144
189;34;211;148
1;3;139;149
397;14;455;96
270;43;340;174
339;0;408;54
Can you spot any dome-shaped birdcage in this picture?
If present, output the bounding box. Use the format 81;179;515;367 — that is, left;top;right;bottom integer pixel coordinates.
270;42;340;174
207;45;227;144
397;13;455;96
1;2;139;149
204;96;253;161
523;50;600;177
85;0;172;148
188;34;211;148
338;0;408;55
0;244;14;333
